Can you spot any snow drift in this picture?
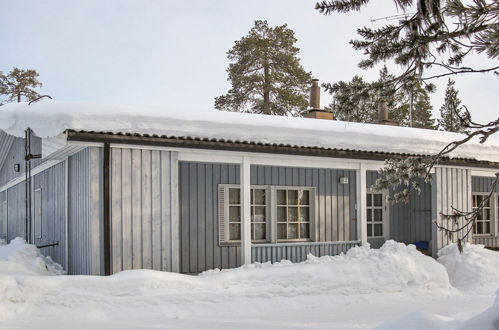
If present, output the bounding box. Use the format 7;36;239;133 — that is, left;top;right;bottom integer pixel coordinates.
437;242;499;292
0;238;64;276
200;240;450;296
0;238;497;329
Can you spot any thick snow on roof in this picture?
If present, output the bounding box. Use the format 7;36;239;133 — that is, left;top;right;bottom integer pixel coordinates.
1;100;498;162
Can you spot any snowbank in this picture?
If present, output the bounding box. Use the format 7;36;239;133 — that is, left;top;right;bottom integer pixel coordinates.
437;242;499;292
199;240;450;296
0;238;64;276
1;100;498;162
461;288;499;330
376;289;499;330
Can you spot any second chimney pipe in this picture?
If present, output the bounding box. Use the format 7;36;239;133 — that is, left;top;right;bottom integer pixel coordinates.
378;99;389;122
309;79;320;109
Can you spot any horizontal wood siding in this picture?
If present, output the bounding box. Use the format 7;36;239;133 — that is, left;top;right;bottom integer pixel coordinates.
367;171;432;247
110;148;179;273
179;162;357;273
33;162;67;268
252;241;359;263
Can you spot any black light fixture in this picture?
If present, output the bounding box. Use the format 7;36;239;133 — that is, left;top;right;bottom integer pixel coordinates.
14;164;20;172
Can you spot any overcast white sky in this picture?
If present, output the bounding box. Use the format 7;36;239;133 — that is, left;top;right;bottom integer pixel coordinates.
1;0;497;123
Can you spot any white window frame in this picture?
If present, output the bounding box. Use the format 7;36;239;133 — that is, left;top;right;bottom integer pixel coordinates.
218;184;317;245
219;184;271;245
366;189;389;239
34;188;42;240
271;186;317;243
472;193;494;236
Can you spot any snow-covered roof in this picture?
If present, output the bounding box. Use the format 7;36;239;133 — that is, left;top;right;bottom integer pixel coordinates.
1;100;498;163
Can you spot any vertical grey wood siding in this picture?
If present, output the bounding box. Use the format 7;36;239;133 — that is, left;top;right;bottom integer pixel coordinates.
431;167;472;256
0;134;42;187
252;241;359;263
179;162;357;273
472;176;499;193
366;171;432;248
471;176;499;247
32;162;67;268
110;148;179;273
0;191;6;240
6;183;26;241
67;147;103;275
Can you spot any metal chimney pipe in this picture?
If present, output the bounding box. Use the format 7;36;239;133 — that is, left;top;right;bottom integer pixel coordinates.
309;79;320;109
378;99;389;122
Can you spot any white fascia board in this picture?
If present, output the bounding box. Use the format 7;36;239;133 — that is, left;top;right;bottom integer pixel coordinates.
470;169;499;177
109;142;387;170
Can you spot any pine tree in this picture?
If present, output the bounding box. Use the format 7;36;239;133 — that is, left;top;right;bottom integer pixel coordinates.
215;20;312;116
438;79;469;133
394;81;436;129
0;68;42;104
327;66;436;129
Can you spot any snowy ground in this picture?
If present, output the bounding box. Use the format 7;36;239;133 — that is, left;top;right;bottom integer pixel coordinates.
0;239;498;330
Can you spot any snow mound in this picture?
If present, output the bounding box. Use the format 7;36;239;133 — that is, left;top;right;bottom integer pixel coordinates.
201;240;450;296
461;288;499;330
376;289;499;330
0;237;65;276
437;242;499;292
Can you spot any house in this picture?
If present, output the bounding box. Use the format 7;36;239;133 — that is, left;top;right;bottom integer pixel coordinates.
0;95;498;275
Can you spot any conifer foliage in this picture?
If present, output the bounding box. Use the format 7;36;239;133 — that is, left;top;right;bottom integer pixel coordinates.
0;68;42;104
328;66;436;129
438;79;469;133
215;20;313;116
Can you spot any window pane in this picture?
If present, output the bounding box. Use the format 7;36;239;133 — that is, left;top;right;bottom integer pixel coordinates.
367;224;372;237
277;207;287;222
374;209;382;222
367;194;372;207
472;196;479;208
367;210;372;222
484;221;491;234
254;189;266;205
288;190;298;205
288;207;298;222
477;210;483;220
277;223;287;239
476;221;483;234
288;223;298;239
300;224;309;239
299;190;309;205
229;206;240;222
229;223;240;240
373;194;382;207
254;223;266;240
253;206;266;222
483;208;491;220
374;224;383;236
483;198;490;207
299;207;310;222
229;188;240;204
277;190;286;205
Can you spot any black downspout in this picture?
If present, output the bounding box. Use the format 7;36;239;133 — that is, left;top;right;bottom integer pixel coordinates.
103;143;111;275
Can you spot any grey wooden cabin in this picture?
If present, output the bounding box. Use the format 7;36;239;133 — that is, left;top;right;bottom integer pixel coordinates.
0;122;498;275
